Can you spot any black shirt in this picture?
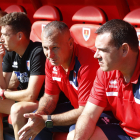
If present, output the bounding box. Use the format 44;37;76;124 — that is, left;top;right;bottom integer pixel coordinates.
3;41;46;100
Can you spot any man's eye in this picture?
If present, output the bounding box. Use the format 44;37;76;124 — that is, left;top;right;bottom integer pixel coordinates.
53;47;58;50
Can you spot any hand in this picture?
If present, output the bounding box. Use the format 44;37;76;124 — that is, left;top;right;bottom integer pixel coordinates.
0;43;6;63
18;113;46;140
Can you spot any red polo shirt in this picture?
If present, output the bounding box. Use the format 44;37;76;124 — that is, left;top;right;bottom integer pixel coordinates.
89;50;140;138
45;44;99;108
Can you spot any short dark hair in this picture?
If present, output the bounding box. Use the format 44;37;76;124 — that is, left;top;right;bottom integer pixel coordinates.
95;19;139;52
43;21;69;37
0;12;31;39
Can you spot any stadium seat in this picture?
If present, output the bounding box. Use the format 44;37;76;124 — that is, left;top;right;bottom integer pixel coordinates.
123;8;140;47
70;6;107;51
30;5;60;42
4;4;26;13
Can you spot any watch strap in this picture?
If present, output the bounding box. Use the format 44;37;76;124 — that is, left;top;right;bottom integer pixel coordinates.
48;115;51;121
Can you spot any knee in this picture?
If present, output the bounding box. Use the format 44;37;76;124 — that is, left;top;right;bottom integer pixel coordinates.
67;130;75;140
10;103;24;123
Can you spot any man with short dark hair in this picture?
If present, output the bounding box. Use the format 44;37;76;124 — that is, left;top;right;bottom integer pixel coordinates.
0;12;46;140
68;19;140;140
18;21;99;140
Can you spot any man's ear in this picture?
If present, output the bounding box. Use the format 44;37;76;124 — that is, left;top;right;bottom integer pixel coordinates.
121;43;129;57
17;32;23;40
69;37;74;49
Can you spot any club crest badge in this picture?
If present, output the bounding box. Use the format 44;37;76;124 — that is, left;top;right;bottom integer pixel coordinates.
137;32;140;46
26;60;30;71
83;27;90;41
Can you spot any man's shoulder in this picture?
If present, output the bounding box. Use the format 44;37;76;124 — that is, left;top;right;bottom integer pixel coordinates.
28;41;44;54
97;68;117;81
4;51;16;59
30;41;42;49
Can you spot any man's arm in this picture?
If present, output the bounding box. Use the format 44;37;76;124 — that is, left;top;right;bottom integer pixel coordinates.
134;138;140;140
4;75;45;102
74;101;105;140
8;72;19;90
18;93;84;140
37;91;84;125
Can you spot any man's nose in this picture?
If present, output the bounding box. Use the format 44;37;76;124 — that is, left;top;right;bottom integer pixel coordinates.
47;49;54;59
94;50;99;59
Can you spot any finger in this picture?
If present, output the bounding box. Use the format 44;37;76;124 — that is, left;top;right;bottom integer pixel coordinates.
23;113;36;119
19;129;34;140
31;133;37;140
18;122;32;135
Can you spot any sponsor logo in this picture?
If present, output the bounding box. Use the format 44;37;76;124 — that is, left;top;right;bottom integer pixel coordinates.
26;60;30;71
109;80;118;88
12;61;18;68
82;27;90;41
106;92;118;96
52;67;58;74
101;117;110;124
15;72;29;83
52;77;61;81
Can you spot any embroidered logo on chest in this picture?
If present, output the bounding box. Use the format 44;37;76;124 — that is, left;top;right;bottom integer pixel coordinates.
109;80;118;88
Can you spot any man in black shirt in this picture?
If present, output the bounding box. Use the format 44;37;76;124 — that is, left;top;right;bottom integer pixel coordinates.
0;12;46;140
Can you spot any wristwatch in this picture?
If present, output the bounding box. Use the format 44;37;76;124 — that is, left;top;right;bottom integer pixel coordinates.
45;115;53;128
0;89;5;100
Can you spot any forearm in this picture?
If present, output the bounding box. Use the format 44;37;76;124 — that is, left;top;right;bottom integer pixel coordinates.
8;72;19;90
52;106;84;126
36;94;59;115
0;65;7;89
74;114;96;140
4;89;36;102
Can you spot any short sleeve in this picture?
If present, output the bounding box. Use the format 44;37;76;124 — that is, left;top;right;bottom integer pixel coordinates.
30;47;46;75
88;68;108;108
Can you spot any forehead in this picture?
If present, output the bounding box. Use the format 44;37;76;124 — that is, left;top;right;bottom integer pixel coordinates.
1;25;13;33
41;31;62;46
95;32;112;48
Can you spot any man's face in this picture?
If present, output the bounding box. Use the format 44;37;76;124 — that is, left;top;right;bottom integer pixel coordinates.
1;25;17;51
41;31;72;67
94;32;122;71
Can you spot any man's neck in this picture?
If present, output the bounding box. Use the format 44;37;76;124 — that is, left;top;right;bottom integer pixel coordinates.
121;51;139;83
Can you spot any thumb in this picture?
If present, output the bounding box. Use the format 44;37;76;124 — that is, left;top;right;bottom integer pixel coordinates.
23;113;35;118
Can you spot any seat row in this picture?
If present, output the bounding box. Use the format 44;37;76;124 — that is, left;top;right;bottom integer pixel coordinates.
2;4;140;50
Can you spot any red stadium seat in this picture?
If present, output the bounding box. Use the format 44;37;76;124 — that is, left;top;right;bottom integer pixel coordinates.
70;6;107;51
5;4;26;13
30;5;60;42
123;8;140;47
